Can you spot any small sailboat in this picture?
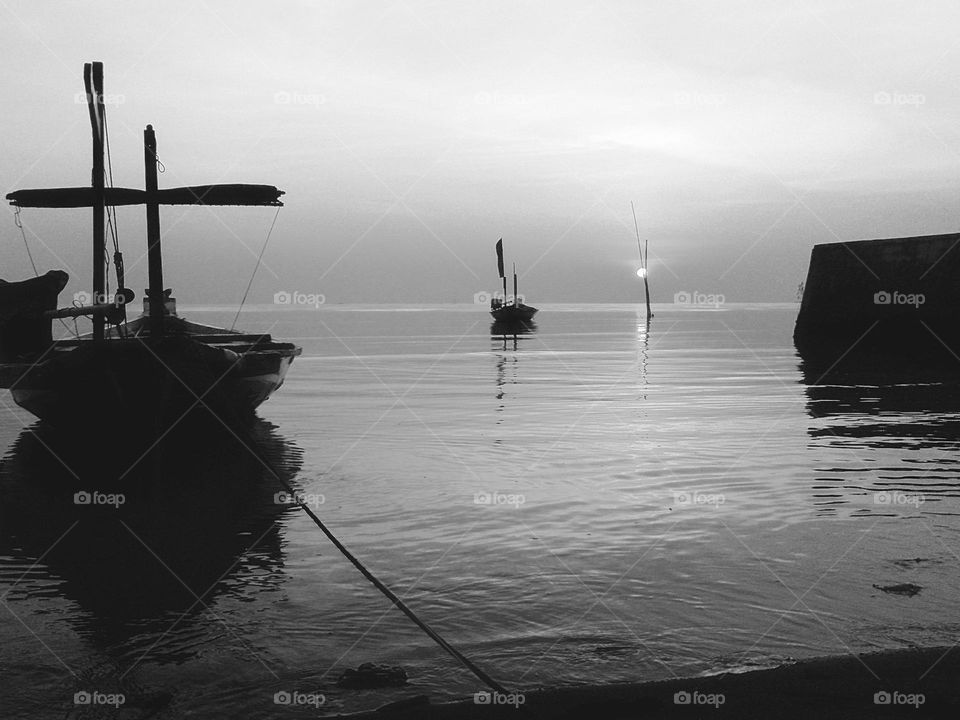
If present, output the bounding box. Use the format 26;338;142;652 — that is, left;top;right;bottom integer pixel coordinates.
0;62;301;434
490;239;538;324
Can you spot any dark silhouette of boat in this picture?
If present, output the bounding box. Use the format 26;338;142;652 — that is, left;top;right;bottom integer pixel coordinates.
0;63;301;432
490;238;538;324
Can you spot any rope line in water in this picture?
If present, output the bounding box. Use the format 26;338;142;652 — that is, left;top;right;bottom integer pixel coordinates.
265;467;509;695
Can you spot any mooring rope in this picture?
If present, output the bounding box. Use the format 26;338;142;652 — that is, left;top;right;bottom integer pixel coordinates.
266;467;509;695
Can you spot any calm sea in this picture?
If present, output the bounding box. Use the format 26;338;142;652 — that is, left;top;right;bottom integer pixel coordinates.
2;304;960;717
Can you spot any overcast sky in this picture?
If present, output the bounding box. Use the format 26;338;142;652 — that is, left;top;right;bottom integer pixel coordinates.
3;0;960;304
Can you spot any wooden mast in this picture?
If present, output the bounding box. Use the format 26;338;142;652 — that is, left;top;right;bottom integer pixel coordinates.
496;238;506;307
84;62;106;341
6;62;285;339
143;125;164;334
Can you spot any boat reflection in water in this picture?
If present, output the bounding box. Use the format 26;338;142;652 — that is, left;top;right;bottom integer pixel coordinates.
798;343;960;515
0;419;302;652
491;318;537;353
491;321;538;435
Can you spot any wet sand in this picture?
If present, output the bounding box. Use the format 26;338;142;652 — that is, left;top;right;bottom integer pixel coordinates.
337;646;960;719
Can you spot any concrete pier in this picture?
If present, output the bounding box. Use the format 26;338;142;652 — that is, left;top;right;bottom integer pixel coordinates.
794;233;960;353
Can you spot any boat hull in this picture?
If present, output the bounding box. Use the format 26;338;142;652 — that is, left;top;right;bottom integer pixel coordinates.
4;334;299;433
490;303;538;324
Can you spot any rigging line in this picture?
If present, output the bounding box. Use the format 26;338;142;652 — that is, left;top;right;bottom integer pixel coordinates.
230;206;281;331
65;312;80;340
14;207;38;277
630;200;645;270
103;114;120;264
104;116;121;257
14;208;78;339
103;114;127;333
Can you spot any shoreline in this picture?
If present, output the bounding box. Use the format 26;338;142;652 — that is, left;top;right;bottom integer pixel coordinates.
336;645;960;718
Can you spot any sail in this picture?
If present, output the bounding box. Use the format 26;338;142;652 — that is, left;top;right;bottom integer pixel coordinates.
496;238;504;278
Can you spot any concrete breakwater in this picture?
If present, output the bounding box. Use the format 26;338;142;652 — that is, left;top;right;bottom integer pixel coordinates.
794;233;960;355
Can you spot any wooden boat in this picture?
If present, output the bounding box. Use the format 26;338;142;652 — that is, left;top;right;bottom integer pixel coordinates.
0;62;301;432
490;238;538;324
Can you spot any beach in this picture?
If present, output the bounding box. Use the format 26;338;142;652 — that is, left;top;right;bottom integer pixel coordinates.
341;646;959;719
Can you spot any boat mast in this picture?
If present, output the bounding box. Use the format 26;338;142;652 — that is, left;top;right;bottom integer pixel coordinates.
84;62;106;341
496;238;506;306
144;125;164;334
513;262;517;306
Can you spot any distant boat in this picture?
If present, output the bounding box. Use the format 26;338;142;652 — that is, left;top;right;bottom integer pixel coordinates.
0;62;301;433
490;239;538;324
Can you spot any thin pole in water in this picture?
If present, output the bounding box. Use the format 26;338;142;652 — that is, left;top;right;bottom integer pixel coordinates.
631;201;652;321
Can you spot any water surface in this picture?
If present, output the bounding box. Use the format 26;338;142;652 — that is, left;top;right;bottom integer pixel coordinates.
2;304;959;717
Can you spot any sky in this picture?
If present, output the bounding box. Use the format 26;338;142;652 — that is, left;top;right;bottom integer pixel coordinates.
3;0;960;305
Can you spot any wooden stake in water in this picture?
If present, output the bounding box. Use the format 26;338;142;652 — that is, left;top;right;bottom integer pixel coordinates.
631;201;652;321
